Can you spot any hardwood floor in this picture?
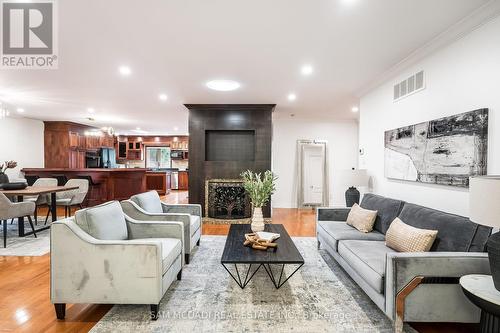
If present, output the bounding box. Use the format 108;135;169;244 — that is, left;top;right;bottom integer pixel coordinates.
0;190;478;332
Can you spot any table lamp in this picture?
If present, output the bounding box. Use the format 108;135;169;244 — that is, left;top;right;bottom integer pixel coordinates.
469;176;500;290
343;168;369;207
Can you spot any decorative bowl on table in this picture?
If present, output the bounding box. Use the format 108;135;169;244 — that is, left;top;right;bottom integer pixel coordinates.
0;182;28;190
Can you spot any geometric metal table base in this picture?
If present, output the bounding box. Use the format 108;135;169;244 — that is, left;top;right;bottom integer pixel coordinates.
262;263;304;289
222;263;262;289
222;262;304;289
220;225;305;290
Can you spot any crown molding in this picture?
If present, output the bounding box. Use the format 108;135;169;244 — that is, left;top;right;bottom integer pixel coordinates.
356;0;500;98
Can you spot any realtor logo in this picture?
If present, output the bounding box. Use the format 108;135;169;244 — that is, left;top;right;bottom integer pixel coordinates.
1;0;58;69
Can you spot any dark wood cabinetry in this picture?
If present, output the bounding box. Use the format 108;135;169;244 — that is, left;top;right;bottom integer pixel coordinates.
146;172;171;195
44;121;115;168
117;141;127;159
178;171;189;190
23;168;147;206
69;149;86;169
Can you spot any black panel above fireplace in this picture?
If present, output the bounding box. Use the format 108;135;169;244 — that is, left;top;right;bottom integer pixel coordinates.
186;104;275;217
205;130;255;161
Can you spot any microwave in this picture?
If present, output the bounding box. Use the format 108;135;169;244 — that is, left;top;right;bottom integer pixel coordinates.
171;150;184;159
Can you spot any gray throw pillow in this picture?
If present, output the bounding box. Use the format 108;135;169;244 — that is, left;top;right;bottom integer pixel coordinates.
75;201;128;240
130;191;163;214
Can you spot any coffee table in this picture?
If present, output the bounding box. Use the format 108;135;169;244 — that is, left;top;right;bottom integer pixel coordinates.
220;224;304;289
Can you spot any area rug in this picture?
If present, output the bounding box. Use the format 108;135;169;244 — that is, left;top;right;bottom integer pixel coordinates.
0;219;51;256
90;236;416;333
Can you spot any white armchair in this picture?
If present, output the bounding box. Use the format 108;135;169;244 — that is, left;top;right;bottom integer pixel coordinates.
50;201;184;320
121;190;201;264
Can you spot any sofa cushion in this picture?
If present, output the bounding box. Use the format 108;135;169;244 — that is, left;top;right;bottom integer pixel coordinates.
190;215;201;236
385;217;438;252
130;191;163;214
338;240;395;293
74;201;128;240
317;221;385;251
346;203;377;233
398;203;491;252
134;238;182;274
360;194;405;234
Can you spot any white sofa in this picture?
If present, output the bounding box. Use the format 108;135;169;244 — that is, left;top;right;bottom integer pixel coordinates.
50;201;184;320
121;191;201;264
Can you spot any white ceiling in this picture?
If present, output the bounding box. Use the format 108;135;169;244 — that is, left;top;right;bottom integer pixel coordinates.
0;0;494;135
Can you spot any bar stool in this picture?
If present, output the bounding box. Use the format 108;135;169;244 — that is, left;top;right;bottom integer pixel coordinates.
76;175;99;207
25;175;39;186
52;179;89;217
52;174;68;186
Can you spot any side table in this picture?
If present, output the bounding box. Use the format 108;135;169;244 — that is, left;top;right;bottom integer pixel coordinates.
460;274;500;333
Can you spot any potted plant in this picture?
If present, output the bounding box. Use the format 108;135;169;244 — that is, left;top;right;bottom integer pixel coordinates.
0;160;17;185
241;170;277;232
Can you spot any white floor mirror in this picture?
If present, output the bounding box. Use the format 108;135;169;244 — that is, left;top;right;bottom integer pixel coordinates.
296;140;329;208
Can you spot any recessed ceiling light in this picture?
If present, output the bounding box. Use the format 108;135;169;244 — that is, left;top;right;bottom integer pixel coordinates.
158;93;168;101
174;127;179;131
119;66;132;76
136;127;141;130
206;80;240;92
16;108;24;113
351;106;359;113
301;65;313;76
87;107;95;114
288;93;297;101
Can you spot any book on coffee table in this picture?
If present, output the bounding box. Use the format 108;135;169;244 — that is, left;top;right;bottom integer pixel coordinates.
255;231;280;242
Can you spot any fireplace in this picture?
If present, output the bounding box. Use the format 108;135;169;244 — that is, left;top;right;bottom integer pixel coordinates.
205;179;251;219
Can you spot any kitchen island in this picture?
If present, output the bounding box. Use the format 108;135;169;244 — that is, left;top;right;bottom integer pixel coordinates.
22;168;147;206
146;170;171;195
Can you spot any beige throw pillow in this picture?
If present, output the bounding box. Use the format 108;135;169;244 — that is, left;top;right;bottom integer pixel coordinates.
385;217;438;252
346;203;378;233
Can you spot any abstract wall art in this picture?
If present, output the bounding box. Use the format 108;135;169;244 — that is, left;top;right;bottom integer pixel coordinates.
384;109;488;187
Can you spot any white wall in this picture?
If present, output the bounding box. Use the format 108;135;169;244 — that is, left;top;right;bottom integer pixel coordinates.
272;116;359;208
359;16;500;216
0;118;44;180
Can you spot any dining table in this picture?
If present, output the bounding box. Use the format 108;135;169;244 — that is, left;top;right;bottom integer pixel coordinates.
0;185;79;237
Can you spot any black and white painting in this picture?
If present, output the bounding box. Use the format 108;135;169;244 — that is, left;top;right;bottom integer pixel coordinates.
384;109;488;187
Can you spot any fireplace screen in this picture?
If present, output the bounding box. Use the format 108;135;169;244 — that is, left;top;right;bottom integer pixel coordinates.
206;180;252;219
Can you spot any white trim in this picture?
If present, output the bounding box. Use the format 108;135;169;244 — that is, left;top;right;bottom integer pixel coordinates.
356;0;500;97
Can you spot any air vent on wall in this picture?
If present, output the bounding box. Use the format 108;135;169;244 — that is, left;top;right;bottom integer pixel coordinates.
393;70;425;101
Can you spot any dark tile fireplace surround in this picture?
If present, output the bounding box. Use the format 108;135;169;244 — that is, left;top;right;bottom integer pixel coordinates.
186;104;275;218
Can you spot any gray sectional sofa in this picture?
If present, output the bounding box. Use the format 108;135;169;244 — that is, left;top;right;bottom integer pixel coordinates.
317;193;492;330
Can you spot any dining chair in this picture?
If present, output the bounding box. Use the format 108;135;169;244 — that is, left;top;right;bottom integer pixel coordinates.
24;178;58;225
0;192;37;248
53;179;89;217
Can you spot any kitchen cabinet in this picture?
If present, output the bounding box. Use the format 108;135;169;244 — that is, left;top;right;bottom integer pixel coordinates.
145;172;171;195
117;141;127;159
44;121;117;168
178;171;189;190
69;149;86;169
70;132;87;149
127;140;143;160
69;131;79;148
85;136;101;150
100;135;114;148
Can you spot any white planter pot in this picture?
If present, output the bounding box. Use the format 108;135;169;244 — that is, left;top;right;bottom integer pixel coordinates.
251;207;265;232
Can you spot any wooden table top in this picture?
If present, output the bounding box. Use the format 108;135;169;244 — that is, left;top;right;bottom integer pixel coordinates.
0;186;79;196
221;224;304;264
